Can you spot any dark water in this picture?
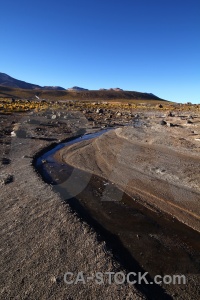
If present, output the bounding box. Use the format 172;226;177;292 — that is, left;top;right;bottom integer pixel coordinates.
34;130;200;300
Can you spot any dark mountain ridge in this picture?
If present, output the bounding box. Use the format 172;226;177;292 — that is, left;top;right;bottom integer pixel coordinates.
0;72;65;90
0;72;167;102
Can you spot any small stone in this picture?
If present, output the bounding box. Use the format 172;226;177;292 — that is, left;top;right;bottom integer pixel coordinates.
157;104;163;108
15;129;27;138
1;158;10;165
3;175;14;185
11;131;16;137
96;108;103;114
160;120;167;125
87;117;94;122
167;122;174;127
51;276;61;284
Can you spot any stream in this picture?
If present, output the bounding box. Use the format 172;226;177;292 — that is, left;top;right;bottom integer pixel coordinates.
34;129;200;300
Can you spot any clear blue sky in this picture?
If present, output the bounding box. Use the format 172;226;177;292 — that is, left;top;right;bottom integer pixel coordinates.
1;0;200;103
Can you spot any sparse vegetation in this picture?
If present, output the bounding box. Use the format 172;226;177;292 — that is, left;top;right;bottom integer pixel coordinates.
0;96;199;116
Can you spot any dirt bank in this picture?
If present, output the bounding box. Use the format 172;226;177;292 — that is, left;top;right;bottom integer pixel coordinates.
58;113;200;232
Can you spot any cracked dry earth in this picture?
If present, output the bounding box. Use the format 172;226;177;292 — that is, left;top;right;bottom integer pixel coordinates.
0;112;144;300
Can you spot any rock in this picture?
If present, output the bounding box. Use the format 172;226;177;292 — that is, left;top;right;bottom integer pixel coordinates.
1;158;11;165
15;129;27;138
187;120;193;124
116;112;122;116
96;108;103;114
11;131;16;137
51;115;57;119
3;175;14;185
160;120;167;125
157;104;163;108
51;276;61;284
167;122;176;127
87;117;94;122
168;112;174;117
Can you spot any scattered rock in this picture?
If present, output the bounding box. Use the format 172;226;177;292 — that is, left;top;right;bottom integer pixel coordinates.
15;129;27;138
96;108;103;114
11;131;16;137
87;117;94;122
160;120;167;125
1;157;11;165
51;276;61;284
134;114;140;118
167;123;175;127
2;175;14;185
157;104;163;108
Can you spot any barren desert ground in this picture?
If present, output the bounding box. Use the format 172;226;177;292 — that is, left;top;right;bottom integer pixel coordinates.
0;101;200;299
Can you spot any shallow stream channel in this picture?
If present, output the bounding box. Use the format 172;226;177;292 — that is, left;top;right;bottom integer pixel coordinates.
34;128;200;300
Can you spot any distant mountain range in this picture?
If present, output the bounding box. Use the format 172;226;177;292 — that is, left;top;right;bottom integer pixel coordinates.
67;86;88;91
0;72;65;90
0;72;164;101
100;88;123;91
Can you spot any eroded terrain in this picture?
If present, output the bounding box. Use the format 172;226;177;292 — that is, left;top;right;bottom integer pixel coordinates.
0;100;200;299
